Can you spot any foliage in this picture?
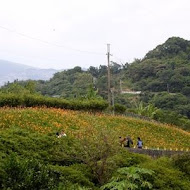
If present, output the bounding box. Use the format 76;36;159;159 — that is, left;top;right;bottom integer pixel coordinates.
150;93;189;111
70;126;120;185
0;107;189;151
0;107;190;189
86;85;102;100
1;36;190;189
36;67;93;98
0;93;108;112
57;182;93;190
50;164;95;189
172;154;190;177
2;37;190;130
1;153;56;190
145;37;190;59
140;157;190;190
101;166;154;190
113;103;126;114
153;109;190;131
125;37;190;124
132;102;159;119
1;80;38;95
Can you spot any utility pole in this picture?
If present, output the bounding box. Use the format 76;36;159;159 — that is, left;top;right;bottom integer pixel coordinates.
107;44;111;106
111;88;115;115
120;79;122;93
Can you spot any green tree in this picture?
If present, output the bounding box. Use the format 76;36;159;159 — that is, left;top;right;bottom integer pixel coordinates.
157;69;174;93
25;81;36;94
70;126;120;185
1;83;30;95
88;66;99;78
86;85;101;100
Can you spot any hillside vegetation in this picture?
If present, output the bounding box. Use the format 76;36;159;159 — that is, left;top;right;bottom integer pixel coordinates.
127;37;190;117
1;37;190;189
2;37;190;131
0;107;189;149
0;107;190;189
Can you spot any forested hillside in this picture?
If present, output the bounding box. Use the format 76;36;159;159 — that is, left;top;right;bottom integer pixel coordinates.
2;37;190;130
36;64;123;99
126;37;190;119
0;37;190;189
127;37;190;93
35;37;190;129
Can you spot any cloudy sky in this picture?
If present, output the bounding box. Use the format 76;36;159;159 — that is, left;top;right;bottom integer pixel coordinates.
0;0;190;69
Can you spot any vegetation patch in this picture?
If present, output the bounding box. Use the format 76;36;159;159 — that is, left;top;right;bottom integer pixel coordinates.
0;107;189;189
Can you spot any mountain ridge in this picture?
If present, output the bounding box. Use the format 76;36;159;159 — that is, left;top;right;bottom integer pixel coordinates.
0;59;57;86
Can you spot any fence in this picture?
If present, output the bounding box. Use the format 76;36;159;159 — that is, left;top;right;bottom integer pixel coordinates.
127;148;190;158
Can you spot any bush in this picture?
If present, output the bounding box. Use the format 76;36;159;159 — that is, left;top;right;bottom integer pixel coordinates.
50;164;95;188
0;93;23;107
140;157;190;190
0;93;108;112
1;154;56;190
110;150;151;168
153;109;190;131
172;154;190;177
101;166;154;190
114;103;126;114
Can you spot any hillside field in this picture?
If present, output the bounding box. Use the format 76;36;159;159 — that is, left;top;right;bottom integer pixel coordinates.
0;107;189;150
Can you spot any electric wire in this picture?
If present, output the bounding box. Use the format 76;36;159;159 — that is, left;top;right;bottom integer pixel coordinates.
0;25;105;56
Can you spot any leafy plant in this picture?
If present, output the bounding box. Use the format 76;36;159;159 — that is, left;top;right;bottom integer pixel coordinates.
114;103;126;114
133;102;159;119
2;153;56;190
172;154;190;177
140;157;190;190
101;166;154;190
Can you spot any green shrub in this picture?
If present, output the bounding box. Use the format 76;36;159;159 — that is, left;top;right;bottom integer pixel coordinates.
0;93;23;107
57;181;93;190
140;157;190;190
153;109;190;131
50;164;95;188
110;150;151;168
101;166;154;190
172;153;190;177
1;154;56;190
114;103;126;114
0;93;108;112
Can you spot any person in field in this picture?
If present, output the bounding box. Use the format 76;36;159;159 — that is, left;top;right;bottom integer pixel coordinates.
125;136;133;148
119;137;126;147
56;130;67;138
137;137;143;149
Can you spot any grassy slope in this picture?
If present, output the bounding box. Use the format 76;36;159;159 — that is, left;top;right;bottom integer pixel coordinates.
0;107;189;150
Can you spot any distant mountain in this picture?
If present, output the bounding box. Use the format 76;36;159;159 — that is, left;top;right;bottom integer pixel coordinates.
0;60;57;86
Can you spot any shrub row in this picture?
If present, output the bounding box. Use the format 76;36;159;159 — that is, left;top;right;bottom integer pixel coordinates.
0;93;108;112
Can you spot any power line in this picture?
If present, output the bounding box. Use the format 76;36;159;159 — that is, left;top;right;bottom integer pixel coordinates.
112;55;126;64
0;25;105;55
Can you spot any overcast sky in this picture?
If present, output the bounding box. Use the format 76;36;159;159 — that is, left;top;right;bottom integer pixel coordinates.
0;0;190;69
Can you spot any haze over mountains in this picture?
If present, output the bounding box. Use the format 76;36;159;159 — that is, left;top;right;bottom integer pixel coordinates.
0;60;57;86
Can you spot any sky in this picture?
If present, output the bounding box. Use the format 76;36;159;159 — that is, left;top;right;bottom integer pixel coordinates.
0;0;190;70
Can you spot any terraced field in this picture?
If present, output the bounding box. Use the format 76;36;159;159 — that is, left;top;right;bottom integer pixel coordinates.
0;107;189;150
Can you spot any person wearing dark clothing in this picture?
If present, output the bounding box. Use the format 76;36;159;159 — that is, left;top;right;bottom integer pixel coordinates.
125;136;133;148
137;137;143;149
